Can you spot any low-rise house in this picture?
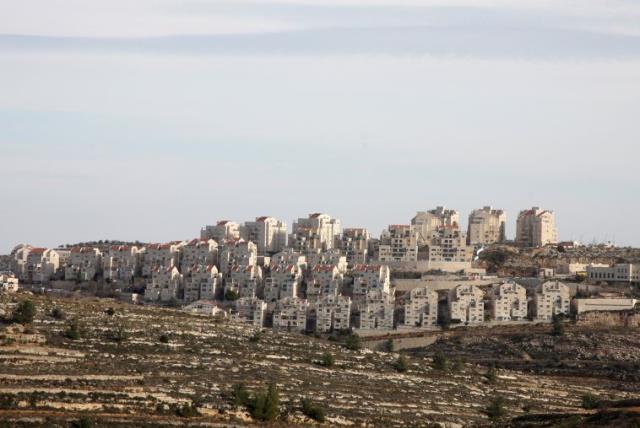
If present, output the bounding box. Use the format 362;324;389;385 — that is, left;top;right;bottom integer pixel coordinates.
448;284;485;324
65;247;102;281
219;239;257;276
305;249;348;274
183;265;221;302
273;297;309;332
587;263;640;284
534;280;570;321
229;265;263;298
145;266;182;302
307;264;342;303
489;281;528;321
575;298;638;315
142;242;183;277
183;300;227;317
0;272;19;292
201;220;241;242
358;290;395;330
404;286;439;327
103;245;142;282
316;294;352;332
230;297;266;327
352;264;391;306
339;228;370;266
264;264;301;302
180;239;218;273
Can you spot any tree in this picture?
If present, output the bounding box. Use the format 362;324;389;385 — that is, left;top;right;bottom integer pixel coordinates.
552;316;565;336
320;352;335;367
432;351;448;371
64;318;82;340
581;393;601;409
485;396;507;421
251;383;280;421
384;338;395;352
393;354;409;373
301;398;325;422
12;300;36;324
108;320;129;343
345;333;362;351
225;289;239;301
158;334;170;343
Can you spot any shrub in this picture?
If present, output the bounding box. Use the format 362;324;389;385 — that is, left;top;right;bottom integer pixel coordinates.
320;352;335;367
50;307;66;320
104;307;116;316
432;351;448;371
64;318;82;340
251;383;280;421
552;317;565;336
485;396;507;421
224;289;239;301
108;320;129;343
301;397;325;422
581;393;601;409
175;402;199;417
485;364;498;384
393;355;409;373
384;339;395;352
12;300;36;324
70;417;93;428
451;357;464;372
159;334;170;343
345;334;362;351
249;330;263;343
232;383;251;407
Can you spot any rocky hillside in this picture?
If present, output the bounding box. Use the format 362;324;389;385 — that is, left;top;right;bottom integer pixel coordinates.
0;292;636;427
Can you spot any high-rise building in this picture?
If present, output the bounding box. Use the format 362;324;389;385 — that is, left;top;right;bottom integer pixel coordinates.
467;206;506;246
516;207;558;247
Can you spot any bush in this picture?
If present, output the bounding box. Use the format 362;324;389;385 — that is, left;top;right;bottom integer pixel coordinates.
485;364;498;384
70;417;93;428
552;317;565;336
432;351;448;371
393;355;409;373
64;318;82;340
249;330;263;343
159;334;170;343
251;383;280;421
108;320;129;343
301;397;325;422
384;339;395;352
232;383;251;407
104;307;116;316
50;307;66;320
345;334;362;351
12;300;36;324
582;393;601;409
224;289;239;301
175;402;199;417
485;396;507;421
320;352;335;367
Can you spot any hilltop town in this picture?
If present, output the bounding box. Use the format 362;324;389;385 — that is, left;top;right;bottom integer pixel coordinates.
2;206;640;426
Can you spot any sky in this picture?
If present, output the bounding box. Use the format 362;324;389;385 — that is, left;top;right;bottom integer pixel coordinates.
1;0;639;252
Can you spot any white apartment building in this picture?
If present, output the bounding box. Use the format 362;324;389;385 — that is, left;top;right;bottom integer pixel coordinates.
587;263;640;284
240;216;288;255
10;244;32;281
264;264;301;302
142;242;184;277
145;266;182;302
230;297;267;327
352;264;391;306
270;249;307;271
29;248;61;283
183;265;221;302
65;247;102;281
425;227;474;263
305;249;348;274
289;213;341;252
339;228;370;266
219;240;258;276
273;297;309;332
467;206;506;246
200;220;241;242
516;207;558;247
183;300;227;317
316;294;352;333
412;206;460;244
448;284;485;324
404;286;439;327
377;225;419;263
534;280;570;321
229;265;263;299
307;264;342;303
357;289;395;330
490;281;528;321
180;239;218;273
103;245;142;282
0;272;19;292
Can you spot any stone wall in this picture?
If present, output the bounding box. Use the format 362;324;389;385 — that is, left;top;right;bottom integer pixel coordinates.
577;310;640;328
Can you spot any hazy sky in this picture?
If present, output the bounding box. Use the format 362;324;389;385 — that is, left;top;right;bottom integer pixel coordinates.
1;0;639;252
